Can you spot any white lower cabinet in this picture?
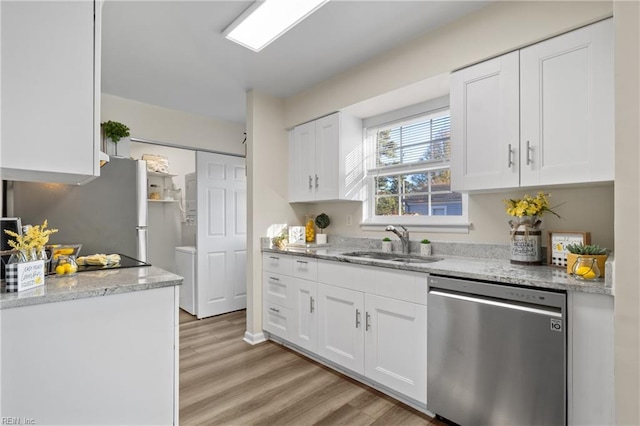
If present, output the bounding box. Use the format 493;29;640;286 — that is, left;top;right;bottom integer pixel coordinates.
317;283;365;374
292;278;318;352
262;254;429;408
364;294;427;404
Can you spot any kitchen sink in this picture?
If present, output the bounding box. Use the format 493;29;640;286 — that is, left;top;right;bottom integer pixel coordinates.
340;251;443;264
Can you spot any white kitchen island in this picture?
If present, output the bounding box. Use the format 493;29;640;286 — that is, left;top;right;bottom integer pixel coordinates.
0;266;182;425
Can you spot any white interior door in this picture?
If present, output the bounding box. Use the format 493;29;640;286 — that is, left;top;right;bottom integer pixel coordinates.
196;152;247;319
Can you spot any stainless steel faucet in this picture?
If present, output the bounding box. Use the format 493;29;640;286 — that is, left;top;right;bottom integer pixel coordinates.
385;225;410;254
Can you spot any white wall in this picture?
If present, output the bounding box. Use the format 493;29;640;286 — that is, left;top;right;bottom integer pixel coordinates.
245;91;305;338
102;93;245;156
613;2;640;423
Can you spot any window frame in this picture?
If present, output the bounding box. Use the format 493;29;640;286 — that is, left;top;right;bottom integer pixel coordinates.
360;101;470;233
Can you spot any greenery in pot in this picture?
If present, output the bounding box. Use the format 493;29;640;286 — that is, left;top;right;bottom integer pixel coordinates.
566;243;608;255
271;228;288;250
101;120;130;143
421;239;431;244
382;237;391;242
315;213;330;234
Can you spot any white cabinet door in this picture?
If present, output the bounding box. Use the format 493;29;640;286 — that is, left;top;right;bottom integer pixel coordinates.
451;51;520;191
364;294;427;404
291;121;316;202
1;0;100;184
314;113;340;200
568;292;614;426
292;278;317;352
317;283;365;374
520;19;613;186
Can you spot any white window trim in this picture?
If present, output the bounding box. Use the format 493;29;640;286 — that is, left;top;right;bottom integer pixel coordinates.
360;102;470;233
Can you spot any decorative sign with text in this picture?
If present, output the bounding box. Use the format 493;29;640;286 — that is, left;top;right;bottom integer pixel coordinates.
4;260;45;292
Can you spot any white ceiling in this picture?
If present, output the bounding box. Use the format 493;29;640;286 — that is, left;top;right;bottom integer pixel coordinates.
101;0;489;124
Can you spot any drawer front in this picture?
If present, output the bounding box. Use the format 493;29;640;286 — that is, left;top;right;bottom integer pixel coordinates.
263;272;294;308
292;257;318;281
263;302;291;341
263;253;293;275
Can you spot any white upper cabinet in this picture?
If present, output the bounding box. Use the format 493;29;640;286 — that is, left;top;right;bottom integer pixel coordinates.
451;18;613;192
451;52;520;191
520;19;613;186
289;112;364;202
1;1;101;184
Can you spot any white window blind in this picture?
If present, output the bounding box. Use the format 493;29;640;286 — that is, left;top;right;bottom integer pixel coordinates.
364;108;465;223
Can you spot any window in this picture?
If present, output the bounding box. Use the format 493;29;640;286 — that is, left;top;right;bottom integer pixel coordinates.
363;106;468;231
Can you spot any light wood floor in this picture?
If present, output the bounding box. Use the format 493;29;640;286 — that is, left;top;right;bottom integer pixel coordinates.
179;309;445;426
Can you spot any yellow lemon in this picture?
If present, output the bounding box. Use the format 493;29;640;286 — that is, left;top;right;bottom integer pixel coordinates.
575;266;596;280
63;263;74;273
55;265;66;275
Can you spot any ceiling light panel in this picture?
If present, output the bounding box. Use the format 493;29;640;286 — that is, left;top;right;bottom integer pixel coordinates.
224;0;329;52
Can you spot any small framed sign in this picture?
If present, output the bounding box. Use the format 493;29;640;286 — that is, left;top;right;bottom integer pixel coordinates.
4;259;46;292
547;231;591;267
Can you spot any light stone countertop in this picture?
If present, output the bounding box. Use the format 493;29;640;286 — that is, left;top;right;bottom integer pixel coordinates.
0;266;183;310
263;246;613;296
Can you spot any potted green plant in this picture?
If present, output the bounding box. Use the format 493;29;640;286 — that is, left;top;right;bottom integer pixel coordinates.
420;238;431;256
101;120;130;156
314;213;330;244
382;237;392;253
565;243;608;277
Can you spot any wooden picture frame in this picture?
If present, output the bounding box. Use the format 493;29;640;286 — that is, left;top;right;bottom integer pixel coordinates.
547;231;591;267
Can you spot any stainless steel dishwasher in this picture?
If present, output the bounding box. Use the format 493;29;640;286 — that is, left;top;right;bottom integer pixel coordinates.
427;275;566;426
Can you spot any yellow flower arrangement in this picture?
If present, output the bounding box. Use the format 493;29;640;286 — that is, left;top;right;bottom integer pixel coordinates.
4;219;58;261
503;192;561;218
502;191;560;217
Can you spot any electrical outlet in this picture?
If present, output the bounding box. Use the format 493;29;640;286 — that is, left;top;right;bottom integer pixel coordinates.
346;215;353;226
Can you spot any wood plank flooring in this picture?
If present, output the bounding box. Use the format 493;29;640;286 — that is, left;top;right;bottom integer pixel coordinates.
179;309;445;426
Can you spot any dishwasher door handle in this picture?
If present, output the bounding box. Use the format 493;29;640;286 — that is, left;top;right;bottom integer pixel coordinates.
429;290;562;318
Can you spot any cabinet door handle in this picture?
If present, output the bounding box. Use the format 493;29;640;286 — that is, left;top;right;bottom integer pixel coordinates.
269;256;279;260
315;174;319;189
269;307;280;313
296;260;308;264
507;143;513;168
269;276;280;282
365;312;371;331
308;175;313;190
310;296;315;313
526;141;532;166
355;309;361;328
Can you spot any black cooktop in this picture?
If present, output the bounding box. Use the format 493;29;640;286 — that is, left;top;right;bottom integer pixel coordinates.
76;254;150;273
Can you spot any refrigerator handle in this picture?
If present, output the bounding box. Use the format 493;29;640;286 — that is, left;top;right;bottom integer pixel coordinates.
137;227;148;263
136;160;148;228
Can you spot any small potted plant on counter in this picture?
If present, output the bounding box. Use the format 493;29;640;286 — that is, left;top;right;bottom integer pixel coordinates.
271;228;288;250
314;213;330;245
382;237;392;253
420;239;432;256
566;243;608;279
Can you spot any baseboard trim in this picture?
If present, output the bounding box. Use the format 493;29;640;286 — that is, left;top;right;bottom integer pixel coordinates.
243;331;267;345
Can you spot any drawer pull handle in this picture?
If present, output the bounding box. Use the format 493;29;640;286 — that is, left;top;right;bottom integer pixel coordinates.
269;307;280;313
365;312;371;331
269;256;279;260
310;296;315;313
355;309;361;328
269;276;280;282
296;260;308;265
